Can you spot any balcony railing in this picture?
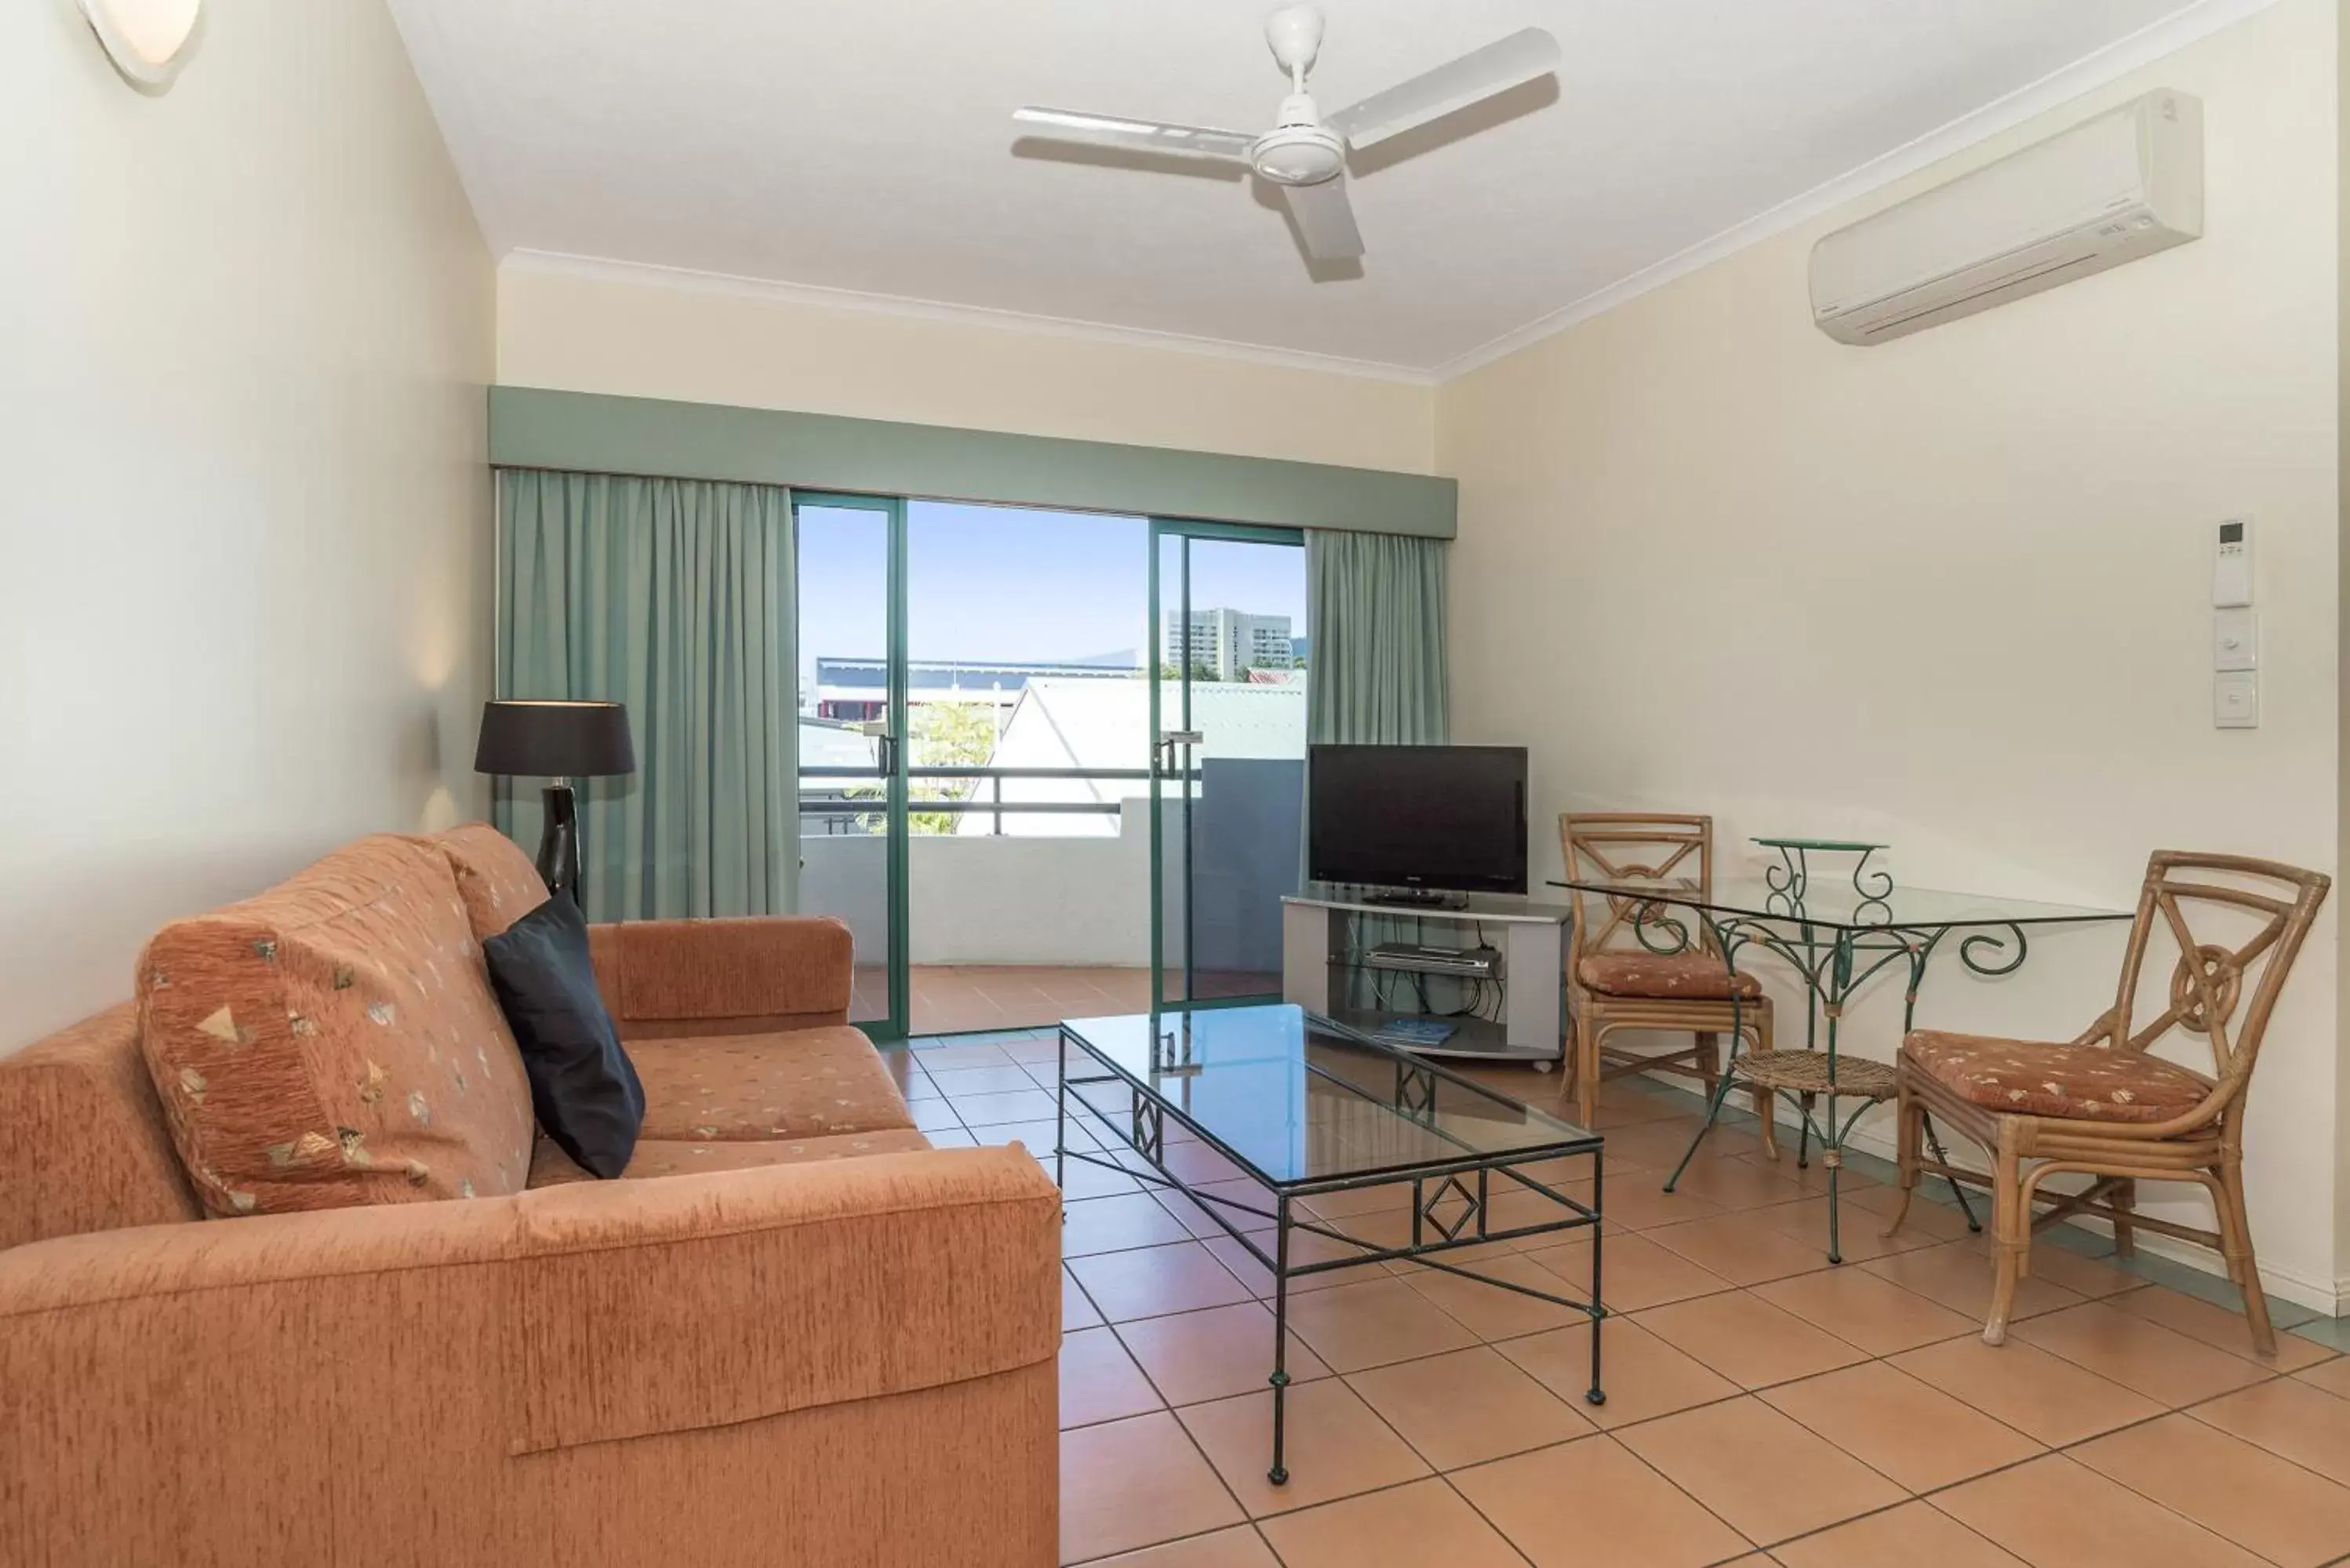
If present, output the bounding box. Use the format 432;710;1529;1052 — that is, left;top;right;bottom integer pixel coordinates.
798;765;1191;835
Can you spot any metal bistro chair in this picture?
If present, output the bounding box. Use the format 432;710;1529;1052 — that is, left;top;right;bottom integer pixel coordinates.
1560;813;1774;1133
1884;851;2330;1353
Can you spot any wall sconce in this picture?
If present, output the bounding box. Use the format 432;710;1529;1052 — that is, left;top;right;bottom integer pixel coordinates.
77;0;206;94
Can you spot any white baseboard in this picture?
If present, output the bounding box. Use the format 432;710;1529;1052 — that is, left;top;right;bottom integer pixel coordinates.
1637;1069;2346;1318
1836;1115;2345;1318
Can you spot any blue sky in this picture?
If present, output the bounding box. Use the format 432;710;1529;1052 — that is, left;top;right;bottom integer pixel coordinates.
795;500;1307;680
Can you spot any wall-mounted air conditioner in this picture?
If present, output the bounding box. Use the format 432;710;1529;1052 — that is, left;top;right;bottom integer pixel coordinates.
1810;89;2203;346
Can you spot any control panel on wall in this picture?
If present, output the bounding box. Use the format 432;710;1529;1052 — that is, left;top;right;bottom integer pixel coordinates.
2212;518;2257;729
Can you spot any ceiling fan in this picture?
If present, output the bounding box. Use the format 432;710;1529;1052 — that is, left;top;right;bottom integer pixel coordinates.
1013;6;1560;267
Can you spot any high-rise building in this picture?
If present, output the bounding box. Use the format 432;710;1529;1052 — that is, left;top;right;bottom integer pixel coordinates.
1163;608;1293;681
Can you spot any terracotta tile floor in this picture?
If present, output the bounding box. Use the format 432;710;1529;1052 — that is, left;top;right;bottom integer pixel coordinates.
898;1032;2350;1567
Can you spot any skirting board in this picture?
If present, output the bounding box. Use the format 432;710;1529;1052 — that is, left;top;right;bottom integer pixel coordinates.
1634;1067;2347;1318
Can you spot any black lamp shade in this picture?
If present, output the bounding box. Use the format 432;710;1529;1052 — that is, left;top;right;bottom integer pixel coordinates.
474;701;635;779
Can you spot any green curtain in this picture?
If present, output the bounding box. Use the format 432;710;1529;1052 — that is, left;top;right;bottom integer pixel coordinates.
1304;529;1452;1010
1306;529;1450;746
495;469;798;922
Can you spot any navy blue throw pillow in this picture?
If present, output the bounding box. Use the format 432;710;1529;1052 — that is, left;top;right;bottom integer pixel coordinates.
481;892;644;1178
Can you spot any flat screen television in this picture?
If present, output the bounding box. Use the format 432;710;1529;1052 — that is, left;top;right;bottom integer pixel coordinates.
1308;744;1528;897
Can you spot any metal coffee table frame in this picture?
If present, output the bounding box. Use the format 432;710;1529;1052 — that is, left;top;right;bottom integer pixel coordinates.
1055;1014;1606;1485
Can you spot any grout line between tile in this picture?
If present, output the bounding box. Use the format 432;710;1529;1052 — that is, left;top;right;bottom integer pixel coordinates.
1065;1110;1571;1560
1355;1276;2277;1552
1999;1302;2286;1405
1424;1470;1541;1568
1753;1377;2348;1561
2054;1410;2350;1559
1056;1277;1260;1563
1061;1517;1255;1567
1054;1160;1264;1548
2170;1382;2350;1497
1912;1451;2269;1566
1052;1073;2348;1565
1761;1355;2050;1461
1156;1366;1257;1541
1602;1421;1776;1557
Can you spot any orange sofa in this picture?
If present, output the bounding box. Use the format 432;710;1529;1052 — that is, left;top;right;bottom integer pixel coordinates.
0;826;1062;1567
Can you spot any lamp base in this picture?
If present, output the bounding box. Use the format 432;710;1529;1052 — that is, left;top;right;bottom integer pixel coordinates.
537;781;584;911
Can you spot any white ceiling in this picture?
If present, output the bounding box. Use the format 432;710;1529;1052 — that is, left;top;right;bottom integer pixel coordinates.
389;0;2254;376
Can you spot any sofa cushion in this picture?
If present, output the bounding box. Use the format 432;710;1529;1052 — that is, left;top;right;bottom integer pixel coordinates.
433;823;550;940
1579;951;1762;1002
485;892;645;1179
136;835;536;1217
505;1148;1060;1459
526;1128;936;1186
1903;1030;2214;1125
632;1028;916;1142
0;1003;202;1250
588;916;854;1036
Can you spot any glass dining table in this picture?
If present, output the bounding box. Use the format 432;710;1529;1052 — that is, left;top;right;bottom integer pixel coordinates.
1550;840;2134;1263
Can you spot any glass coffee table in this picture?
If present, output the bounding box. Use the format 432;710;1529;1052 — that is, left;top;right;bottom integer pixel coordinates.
1055;1004;1605;1485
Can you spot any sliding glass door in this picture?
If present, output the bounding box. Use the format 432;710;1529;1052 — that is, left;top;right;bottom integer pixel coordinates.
900;501;1152;1034
795;497;1301;1040
1150;520;1308;1012
792;494;908;1041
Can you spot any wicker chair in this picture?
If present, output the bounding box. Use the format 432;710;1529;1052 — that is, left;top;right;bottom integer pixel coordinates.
1560;813;1773;1133
1883;851;2329;1354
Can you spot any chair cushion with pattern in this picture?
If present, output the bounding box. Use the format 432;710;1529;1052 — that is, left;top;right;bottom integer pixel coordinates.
1902;1030;2214;1124
1578;951;1762;1002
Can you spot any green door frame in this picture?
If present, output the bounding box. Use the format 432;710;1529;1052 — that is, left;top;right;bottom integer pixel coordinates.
791;492;911;1043
1148;518;1306;1014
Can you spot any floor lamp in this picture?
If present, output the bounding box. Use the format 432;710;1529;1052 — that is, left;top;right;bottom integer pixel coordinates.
473;700;636;911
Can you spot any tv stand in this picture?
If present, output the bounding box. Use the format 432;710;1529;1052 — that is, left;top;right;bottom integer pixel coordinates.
1281;882;1569;1068
1360;887;1471;911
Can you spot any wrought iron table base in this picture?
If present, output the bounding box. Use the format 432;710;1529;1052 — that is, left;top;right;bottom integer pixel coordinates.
1657;908;2010;1264
1559;846;2131;1267
1056;1028;1606;1484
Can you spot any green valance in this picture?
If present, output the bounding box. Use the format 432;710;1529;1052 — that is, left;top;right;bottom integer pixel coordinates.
489;386;1454;539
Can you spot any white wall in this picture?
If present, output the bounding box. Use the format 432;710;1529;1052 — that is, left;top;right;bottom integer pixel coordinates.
1438;0;2343;1308
497;260;1437;474
0;2;495;1051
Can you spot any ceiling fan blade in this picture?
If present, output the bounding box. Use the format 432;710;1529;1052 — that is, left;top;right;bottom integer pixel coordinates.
1281;176;1364;262
1013;107;1253;162
1325;27;1561;150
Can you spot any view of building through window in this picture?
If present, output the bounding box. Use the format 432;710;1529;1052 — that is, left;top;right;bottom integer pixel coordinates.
796;502;1306;839
1162;606;1296;682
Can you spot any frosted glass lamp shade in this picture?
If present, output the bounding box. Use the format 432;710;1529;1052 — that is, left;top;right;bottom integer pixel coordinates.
77;0;206;93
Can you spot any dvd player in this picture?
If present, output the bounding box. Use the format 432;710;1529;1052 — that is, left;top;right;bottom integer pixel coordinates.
1363;943;1503;979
